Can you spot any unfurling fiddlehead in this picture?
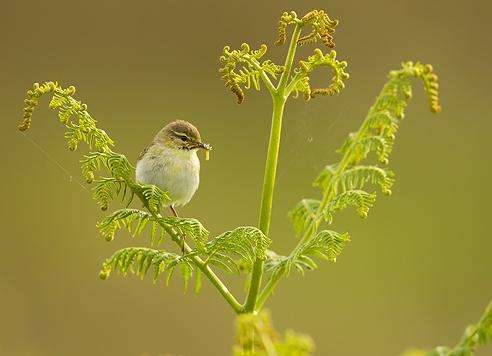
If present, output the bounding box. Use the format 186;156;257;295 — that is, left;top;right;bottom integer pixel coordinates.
275;10;339;49
298;10;339;49
275;11;299;46
219;43;283;103
288;49;349;100
220;9;348;106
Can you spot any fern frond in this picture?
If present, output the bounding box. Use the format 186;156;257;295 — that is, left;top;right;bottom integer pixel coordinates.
80;151;133;184
99;247;194;291
19;82;65;131
289;230;350;274
275;9;338;50
133;183;170;213
19;82;113;151
289;189;375;237
292;61;440;240
403;301;492;356
299;9;339;49
97;208;209;249
275;11;299;45
219;43;283;103
448;301;492;355
92;177;127;211
394;62;441;114
201;227;271;273
289;199;322;236
328;189;376;219
316;164;395;195
291;76;312;100
266;230;349;277
97;208;155;242
289;49;349;100
157;216;209;251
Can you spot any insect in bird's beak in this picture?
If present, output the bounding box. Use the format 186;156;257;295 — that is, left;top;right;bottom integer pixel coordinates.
195;141;212;160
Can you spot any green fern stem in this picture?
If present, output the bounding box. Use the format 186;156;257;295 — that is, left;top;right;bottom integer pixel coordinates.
243;24;302;313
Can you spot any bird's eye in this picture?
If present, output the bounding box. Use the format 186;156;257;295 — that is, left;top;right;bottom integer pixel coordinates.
180;135;188;142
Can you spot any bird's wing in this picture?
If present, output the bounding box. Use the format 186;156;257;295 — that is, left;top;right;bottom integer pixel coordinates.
137;142;153;161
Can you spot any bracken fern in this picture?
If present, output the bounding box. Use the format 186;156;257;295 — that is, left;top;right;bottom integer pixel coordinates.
18;8;490;356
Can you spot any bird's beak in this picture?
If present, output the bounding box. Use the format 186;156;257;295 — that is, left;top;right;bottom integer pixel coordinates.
195;141;212;151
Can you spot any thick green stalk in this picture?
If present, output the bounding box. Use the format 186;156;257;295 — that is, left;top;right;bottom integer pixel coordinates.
243;98;285;313
243;24;302;313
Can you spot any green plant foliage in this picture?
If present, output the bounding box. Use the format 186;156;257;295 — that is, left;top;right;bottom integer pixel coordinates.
19;8;468;356
99;247;194;291
275;10;338;49
287;230;350;273
80;151;133;183
201;227;271;273
246;58;442;322
316;164;396;195
219;43;284;103
402;301;492;356
17;81;244;312
289;199;322;236
220;10;348;106
289;49;349;100
233;310;314;356
276;61;441;281
266;230;350;277
289;189;376;238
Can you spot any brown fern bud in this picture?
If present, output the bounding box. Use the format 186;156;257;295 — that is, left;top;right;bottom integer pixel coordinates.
275;11;298;46
301;10;319;23
67;85;76;95
231;84;245;104
297;31;317;47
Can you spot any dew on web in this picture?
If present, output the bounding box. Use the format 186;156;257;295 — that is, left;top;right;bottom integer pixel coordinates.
277;101;346;182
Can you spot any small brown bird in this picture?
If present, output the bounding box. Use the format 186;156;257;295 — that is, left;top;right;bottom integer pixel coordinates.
135;120;212;217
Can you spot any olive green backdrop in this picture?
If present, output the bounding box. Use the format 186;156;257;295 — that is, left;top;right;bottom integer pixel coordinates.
1;1;490;355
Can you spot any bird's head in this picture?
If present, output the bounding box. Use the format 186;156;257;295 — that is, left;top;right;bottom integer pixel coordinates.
157;120;212;152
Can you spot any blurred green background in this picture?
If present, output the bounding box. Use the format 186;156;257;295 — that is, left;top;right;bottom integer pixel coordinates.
1;0;490;355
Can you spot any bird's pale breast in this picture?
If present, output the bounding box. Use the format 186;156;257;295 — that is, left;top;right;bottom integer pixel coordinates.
135;145;200;207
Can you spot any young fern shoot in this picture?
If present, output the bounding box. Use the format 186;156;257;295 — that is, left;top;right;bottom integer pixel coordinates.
220;9;350;314
219;9;440;315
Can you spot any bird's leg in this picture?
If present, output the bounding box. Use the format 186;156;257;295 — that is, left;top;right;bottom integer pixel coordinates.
170;205;179;218
170;205;185;254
